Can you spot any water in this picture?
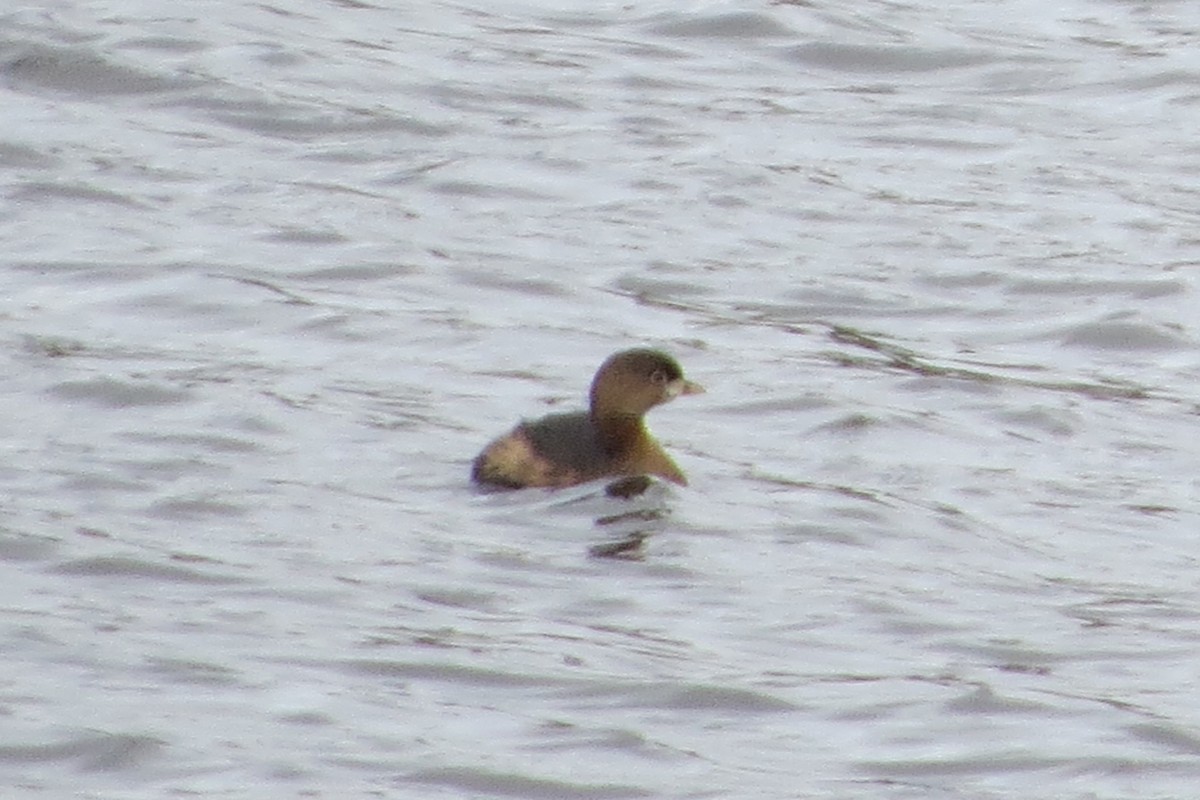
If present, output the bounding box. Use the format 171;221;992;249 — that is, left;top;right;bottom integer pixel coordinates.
2;1;1199;797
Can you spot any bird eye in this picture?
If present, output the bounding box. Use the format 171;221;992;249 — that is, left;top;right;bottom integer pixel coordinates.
650;370;668;384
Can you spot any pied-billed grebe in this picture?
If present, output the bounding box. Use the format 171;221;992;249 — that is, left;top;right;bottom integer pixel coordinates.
472;348;703;489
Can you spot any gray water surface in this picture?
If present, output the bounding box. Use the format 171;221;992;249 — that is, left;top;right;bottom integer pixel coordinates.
3;1;1199;798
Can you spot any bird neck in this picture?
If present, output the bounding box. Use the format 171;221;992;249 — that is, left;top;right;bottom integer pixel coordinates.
590;411;646;453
